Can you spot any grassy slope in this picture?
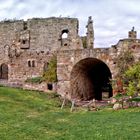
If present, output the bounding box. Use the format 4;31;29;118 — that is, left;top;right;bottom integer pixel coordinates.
0;87;140;140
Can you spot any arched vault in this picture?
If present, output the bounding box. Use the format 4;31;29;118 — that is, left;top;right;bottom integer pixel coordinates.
70;58;112;100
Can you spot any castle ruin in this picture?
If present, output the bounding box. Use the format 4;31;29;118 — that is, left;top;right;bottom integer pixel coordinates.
0;16;140;101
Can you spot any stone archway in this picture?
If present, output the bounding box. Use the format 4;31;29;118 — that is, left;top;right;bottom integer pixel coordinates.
0;63;8;79
70;58;112;101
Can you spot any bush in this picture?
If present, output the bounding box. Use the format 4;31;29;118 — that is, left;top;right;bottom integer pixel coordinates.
116;50;134;76
25;77;43;84
129;97;140;102
124;62;140;96
43;55;57;83
126;82;136;96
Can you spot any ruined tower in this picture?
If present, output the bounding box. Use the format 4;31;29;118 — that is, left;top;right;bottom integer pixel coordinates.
86;16;94;48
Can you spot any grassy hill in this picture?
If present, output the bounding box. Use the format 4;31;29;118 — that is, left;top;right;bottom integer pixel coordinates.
0;86;140;140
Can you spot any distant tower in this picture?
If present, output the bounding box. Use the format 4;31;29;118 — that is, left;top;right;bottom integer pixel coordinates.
128;27;137;39
86;16;94;48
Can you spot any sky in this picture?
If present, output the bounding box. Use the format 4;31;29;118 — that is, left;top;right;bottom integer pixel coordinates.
0;0;140;48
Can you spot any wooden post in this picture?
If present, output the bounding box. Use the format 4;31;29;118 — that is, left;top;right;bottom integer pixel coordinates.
61;95;66;109
92;99;96;108
70;100;75;112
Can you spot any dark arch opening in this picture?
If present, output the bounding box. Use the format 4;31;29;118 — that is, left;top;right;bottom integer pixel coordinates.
0;63;8;80
70;58;112;101
61;29;69;39
47;83;53;90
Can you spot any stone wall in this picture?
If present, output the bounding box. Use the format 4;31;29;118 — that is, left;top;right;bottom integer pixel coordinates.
23;82;57;93
0;20;24;64
27;17;80;51
57;48;118;97
1;17;140;100
8;51;53;83
0;17;82;83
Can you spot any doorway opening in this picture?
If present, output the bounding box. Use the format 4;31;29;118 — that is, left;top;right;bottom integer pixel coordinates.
70;58;112;101
0;63;8;80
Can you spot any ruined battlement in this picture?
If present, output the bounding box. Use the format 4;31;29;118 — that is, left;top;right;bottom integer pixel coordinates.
0;17;78;23
0;17;78;27
0;17;79;52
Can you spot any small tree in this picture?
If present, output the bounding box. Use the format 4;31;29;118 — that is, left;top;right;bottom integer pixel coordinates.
126;82;136;96
116;50;134;76
124;62;140;96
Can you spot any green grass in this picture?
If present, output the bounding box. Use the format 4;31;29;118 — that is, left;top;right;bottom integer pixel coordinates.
0;87;140;140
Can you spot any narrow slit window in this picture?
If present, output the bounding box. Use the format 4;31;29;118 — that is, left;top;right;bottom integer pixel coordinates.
22;40;26;44
32;60;35;67
28;61;31;67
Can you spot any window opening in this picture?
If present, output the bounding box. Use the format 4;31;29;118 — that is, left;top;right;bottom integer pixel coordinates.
47;83;53;90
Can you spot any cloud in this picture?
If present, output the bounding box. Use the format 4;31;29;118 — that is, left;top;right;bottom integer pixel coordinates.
0;0;140;48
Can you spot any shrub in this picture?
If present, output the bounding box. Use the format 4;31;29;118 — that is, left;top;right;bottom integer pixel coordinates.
124;62;140;96
25;77;43;84
116;50;134;76
43;55;57;83
129;97;140;102
126;81;136;96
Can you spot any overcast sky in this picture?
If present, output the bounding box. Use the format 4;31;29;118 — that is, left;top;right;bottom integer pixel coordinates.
0;0;140;48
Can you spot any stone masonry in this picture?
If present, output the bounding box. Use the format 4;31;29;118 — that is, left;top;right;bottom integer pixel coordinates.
0;17;81;84
0;16;140;100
